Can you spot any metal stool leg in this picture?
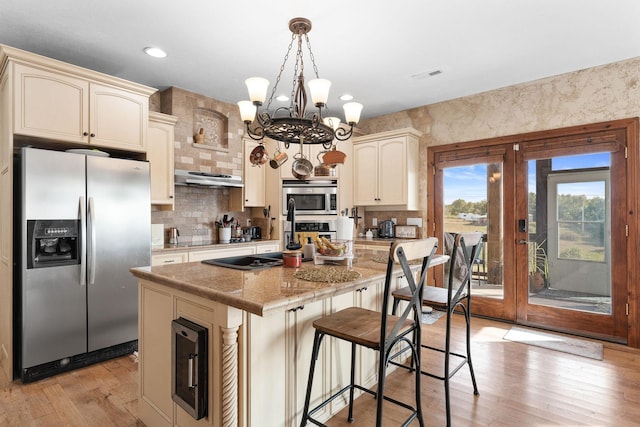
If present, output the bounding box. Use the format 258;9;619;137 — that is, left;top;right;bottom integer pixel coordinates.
300;330;323;427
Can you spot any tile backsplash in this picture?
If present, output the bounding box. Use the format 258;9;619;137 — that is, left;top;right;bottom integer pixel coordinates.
151;186;249;245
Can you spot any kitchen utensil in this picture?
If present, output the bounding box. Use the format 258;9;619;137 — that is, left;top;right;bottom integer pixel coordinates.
250;143;269;166
291;138;313;180
323;145;347;166
169;227;180;245
314;151;331;176
269;149;288;169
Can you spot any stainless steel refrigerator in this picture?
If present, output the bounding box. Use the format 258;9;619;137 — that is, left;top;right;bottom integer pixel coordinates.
15;147;150;382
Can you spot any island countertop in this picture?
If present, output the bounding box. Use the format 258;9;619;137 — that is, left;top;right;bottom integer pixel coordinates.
130;249;448;316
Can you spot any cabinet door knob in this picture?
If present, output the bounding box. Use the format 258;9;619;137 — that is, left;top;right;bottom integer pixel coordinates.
83;131;89;136
90;133;96;138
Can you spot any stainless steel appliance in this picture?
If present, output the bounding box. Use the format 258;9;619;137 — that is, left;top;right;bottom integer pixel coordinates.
174;169;243;188
378;220;395;238
169;227;180;245
172;317;208;420
282;179;337;215
14;147;150;382
283;219;337;249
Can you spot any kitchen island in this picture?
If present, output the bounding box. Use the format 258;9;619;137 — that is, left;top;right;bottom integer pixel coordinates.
130;248;447;427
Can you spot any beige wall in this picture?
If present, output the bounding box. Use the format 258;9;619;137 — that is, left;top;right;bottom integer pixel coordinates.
356;56;640;225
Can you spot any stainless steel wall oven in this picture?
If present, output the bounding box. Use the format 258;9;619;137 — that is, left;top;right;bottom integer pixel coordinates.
282;179;337;215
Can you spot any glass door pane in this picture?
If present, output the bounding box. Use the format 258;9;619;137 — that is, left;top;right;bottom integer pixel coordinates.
443;163;503;301
526;154;611;314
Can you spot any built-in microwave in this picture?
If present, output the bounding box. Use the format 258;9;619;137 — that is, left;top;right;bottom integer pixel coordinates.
282;180;338;215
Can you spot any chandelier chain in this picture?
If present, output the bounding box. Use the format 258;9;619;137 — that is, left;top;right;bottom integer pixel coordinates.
304;33;321;79
290;33;304;110
266;33;296;111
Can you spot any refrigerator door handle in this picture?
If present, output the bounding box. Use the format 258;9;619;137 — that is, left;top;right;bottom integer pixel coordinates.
88;196;97;286
79;196;86;286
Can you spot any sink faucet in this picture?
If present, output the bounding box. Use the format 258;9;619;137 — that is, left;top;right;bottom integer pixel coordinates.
286;198;302;250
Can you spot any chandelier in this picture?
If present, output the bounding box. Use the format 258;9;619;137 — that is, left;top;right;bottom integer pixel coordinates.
237;17;363;148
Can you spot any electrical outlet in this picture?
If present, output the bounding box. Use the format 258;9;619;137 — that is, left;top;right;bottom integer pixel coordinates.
372;218;378;226
391;218;397;224
246;219;252;227
407;217;423;227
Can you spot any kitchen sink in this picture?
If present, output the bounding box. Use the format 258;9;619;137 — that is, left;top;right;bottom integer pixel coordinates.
202;252;284;270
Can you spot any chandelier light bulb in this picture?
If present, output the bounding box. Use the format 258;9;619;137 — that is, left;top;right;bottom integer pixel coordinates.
245;77;270;105
323;117;341;131
343;102;363;125
308;78;331;106
237;100;257;123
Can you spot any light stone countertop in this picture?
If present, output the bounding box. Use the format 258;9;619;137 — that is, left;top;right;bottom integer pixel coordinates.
131;249;449;317
152;239;281;253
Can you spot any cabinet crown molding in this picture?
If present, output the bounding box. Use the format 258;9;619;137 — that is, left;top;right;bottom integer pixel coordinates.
0;44;157;96
352;127;423;144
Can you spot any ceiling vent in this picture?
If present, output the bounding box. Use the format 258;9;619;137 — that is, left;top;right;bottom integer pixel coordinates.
411;69;443;80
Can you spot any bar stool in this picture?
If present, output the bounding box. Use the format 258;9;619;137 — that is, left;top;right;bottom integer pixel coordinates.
391;232;483;427
300;238;439;427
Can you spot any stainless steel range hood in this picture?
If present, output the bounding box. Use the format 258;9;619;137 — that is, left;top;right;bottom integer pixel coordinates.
174;170;243;188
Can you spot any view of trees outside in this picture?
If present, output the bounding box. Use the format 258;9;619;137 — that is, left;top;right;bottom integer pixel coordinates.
555;183;606;262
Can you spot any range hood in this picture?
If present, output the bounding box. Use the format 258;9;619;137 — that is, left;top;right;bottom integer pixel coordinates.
174;170;243;188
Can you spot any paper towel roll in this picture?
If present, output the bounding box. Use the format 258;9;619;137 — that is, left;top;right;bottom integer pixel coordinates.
336;216;354;241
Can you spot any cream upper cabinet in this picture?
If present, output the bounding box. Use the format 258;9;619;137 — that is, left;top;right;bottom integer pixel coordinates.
88;82;148;151
352;128;422;209
13;63;89;144
244;139;266;207
148;112;178;208
12;61;151;152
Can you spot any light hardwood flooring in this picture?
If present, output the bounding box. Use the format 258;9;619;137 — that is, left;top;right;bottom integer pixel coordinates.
1;316;639;426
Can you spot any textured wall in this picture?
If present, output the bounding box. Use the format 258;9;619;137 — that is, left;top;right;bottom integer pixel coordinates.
160;86;244;176
151;87;250;244
356;56;640;232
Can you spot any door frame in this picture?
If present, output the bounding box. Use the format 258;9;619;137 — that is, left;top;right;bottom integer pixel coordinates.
427;118;640;347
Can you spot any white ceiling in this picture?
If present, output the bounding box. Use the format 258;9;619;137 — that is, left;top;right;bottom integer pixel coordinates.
2;0;640;120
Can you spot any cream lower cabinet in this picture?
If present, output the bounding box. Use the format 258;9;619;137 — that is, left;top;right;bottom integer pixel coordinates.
138;280;243;427
188;246;256;262
148;112;178;208
244;277;386;427
11;58;151;152
256;242;281;253
352;128;422;209
151;242;281;266
151;251;188;266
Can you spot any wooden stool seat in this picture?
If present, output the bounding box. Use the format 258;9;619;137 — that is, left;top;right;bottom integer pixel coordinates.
313;307;414;349
393;284;467;308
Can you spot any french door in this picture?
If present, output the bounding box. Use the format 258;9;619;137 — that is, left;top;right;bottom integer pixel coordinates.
514;131;628;342
430;122;632;343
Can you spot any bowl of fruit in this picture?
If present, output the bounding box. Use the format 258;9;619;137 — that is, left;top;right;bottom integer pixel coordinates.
314;237;352;257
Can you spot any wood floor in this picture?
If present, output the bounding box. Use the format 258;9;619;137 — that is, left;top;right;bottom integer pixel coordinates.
1;316;639;426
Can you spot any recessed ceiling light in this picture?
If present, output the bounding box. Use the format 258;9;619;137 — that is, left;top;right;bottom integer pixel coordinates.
144;47;167;58
340;94;354;101
276;95;289;102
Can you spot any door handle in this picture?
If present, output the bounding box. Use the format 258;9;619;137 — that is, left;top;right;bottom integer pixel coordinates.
88;197;96;285
518;239;528;245
79;196;86;286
